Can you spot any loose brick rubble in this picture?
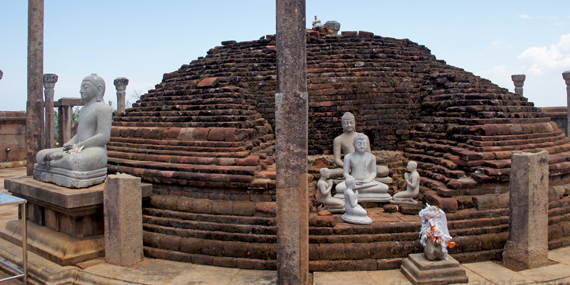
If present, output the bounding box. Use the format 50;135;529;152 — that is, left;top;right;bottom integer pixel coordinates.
107;30;570;270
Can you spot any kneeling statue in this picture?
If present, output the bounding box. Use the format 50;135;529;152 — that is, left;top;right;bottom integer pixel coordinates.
34;74;113;188
342;177;372;225
317;168;345;213
391;161;420;205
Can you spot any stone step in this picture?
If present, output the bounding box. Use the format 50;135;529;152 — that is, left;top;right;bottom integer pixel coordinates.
124;109;257;118
127;104;255;113
107;164;256;188
108;144;249;157
110;137;247;148
456;129;566;142
112;120;247;128
107;157;257;176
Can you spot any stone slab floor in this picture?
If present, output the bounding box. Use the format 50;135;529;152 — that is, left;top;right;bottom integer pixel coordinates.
1;167;569;285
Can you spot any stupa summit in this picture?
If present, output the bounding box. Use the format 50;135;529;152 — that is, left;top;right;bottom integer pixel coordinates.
107;27;570;270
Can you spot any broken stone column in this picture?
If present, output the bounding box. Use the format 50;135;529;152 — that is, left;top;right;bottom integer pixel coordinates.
104;174;143;266
58;105;72;145
562;70;570;137
26;0;45;175
511;74;525;97
503;150;549;270
43;73;57;148
114;77;129;114
275;0;309;284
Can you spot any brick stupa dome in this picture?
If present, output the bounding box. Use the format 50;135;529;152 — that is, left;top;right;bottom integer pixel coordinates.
107;30;570;271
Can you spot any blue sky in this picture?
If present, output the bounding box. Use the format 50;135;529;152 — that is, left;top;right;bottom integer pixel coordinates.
1;0;569;111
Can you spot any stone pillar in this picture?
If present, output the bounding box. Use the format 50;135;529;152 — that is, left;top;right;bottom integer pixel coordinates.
43;74;57;148
503;150;549;270
511;74;526;97
563;71;570;137
26;0;45;175
114;77;129;114
275;1;309;284
104;174;143;266
58;105;72;145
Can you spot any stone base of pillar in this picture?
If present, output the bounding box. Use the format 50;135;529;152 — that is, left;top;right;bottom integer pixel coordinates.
1;176;152;266
401;253;468;285
0;220;104;266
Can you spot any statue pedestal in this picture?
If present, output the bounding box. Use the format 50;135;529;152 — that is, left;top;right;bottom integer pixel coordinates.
400;253;468;285
0;176;151;266
33;163;107;188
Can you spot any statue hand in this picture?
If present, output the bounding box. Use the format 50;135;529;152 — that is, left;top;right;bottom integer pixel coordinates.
49;152;65;161
62;144;73;151
404;172;409;179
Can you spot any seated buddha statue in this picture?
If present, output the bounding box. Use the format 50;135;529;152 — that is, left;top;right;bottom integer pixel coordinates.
332;112;392;201
34;74;113;188
334;133;391;202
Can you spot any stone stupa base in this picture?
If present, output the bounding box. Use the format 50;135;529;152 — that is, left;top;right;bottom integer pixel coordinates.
401;253;468;285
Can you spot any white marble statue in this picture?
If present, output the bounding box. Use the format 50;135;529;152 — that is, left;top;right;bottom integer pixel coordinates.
419;204;456;260
342;177;372;225
335;133;391;202
332;112;392;202
34;73;113;188
317;168;345;213
391;161;420;204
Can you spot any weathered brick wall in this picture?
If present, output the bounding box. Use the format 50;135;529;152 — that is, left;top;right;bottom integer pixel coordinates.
0;111;26;163
541;106;567;136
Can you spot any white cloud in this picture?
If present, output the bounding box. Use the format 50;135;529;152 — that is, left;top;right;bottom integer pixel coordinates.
518;14;557;20
519;14;531;19
476;65;514;90
517;33;570;75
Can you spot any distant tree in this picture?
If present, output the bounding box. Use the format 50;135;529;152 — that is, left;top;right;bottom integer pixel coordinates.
126;89;144;109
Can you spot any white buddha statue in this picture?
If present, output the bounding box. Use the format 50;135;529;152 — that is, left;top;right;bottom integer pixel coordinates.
391;161;420;205
334;133;391;202
34;74;113;188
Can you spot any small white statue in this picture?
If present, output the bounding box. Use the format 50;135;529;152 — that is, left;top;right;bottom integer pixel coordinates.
317;168;345;213
419;204;456;260
342;177;372;225
392;161;420;204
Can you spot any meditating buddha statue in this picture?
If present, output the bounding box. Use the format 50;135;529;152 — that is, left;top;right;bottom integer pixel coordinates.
332;112;392;202
34;73;113;188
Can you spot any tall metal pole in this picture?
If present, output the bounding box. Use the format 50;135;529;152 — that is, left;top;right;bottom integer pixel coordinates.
275;1;309;284
26;0;45;175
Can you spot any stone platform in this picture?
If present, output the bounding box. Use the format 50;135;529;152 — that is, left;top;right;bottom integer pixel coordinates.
0;176;151;266
400;253;468;284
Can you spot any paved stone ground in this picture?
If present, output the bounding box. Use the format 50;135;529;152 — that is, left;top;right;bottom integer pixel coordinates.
0;167;569;284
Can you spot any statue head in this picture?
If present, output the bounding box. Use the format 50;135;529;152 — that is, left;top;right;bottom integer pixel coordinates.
407;161;417;172
341;112;355;133
319;168;330;179
346;177;356;189
80;73;105;102
353;133;369;153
